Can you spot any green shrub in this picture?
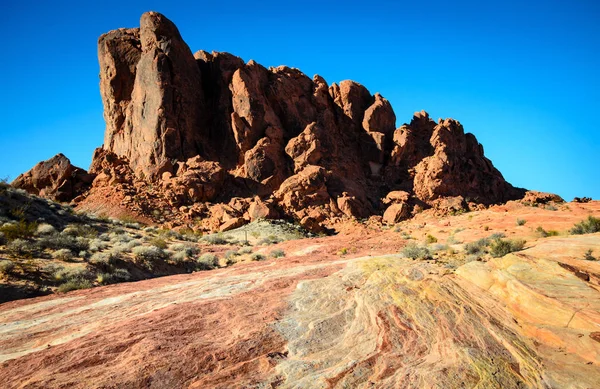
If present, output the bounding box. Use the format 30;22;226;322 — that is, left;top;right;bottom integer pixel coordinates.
0;259;15;275
237;247;253;255
197;253;219;270
36;223;56;236
51;249;74;262
133;246;168;263
464;238;489;255
96;268;131;284
270;249;285;258
61;224;97;238
57;278;92;293
7;239;34;257
148;237;168;250
401;243;432;260
535;226;559;238
425;234;438;244
38;234;89;252
251;253;266;261
570;216;600;235
0;221;38;241
169;243;200;258
203;233;228;245
0;232;5;246
583;249;597;261
516;219;527;226
490;239;526;258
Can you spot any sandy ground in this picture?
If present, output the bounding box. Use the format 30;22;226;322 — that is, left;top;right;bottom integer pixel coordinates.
0;201;599;388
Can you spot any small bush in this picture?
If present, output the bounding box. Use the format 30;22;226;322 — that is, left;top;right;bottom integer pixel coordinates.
583;249;597;261
36;223;56;236
270;249;285;258
447;235;460;245
197;253;219;270
489;232;506;240
57;278;92;293
401;243;432;260
237;247;253;255
7;239;34;257
0;220;38;241
425;234;438;244
516;219;527;226
89;252;117;266
257;235;281;246
464;238;489;255
204;233;228;245
570;216;600;235
51;249;74;262
148;237;168;250
251;253;266;261
169;243;200;258
0;259;15;275
430;243;449;252
489;239;526;258
97;268;131;284
61;224;97;238
133;246;168;262
0;232;5;246
51;266;90;283
535;226;559;238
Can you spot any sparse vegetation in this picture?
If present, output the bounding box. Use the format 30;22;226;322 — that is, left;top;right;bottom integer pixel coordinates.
401;243;432;260
270;249;285;258
570;216;600;235
583;249;597;261
425;234;438;244
489;238;526;258
251;253;266;261
197;253;219;270
57;278;93;293
535;226;559;238
51;249;74;262
0;220;38;241
237;246;253;255
516;218;527;226
0;259;16;275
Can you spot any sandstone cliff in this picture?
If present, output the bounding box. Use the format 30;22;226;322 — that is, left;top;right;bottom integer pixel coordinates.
15;11;527;231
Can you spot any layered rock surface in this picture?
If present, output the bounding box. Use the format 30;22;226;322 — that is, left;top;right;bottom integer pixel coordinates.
16;11;528;231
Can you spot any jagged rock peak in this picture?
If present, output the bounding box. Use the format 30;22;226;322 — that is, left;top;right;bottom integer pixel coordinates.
16;11;529;232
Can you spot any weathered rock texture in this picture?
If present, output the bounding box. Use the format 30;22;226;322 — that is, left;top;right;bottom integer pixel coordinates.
16;12;528;231
11;154;94;202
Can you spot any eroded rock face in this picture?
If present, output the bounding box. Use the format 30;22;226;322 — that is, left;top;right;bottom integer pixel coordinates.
12;154;94;202
19;11;531;228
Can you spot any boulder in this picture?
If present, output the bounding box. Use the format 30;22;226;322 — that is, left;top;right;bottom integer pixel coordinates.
12;154;95;202
382;203;411;225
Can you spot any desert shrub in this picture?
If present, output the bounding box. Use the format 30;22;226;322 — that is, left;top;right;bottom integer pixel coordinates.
237;246;253;255
97;268;131;284
430;243;449;252
98;233;111;241
79;251;89;259
7;239;34;257
203;233;228;245
89;252;118;266
516;219;527;226
170;251;188;264
535;226;559;238
197;253;219;270
545;204;558;211
133;245;168;262
570;216;600;235
50;266;90;283
109;232;133;243
270;249;285;258
583;249;597;261
257;235;281;246
425;234;438;244
0;232;5;246
178;228;203;242
169;243;200;258
61;224;97;238
36;223;56;236
88;238;109;252
338;247;348;255
224;250;239;265
0;220;38;241
464;238;490;255
57;278;92;293
251;253;266;261
0;259;15;275
489;239;526;258
401;243;432;260
148;237;168;250
489;232;506;240
143;226;158;233
38;234;89;252
51;249;74;262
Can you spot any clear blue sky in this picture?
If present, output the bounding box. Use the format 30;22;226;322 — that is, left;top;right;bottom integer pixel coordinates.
1;0;599;200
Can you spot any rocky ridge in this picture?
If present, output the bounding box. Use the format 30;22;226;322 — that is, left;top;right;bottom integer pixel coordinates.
13;12;530;232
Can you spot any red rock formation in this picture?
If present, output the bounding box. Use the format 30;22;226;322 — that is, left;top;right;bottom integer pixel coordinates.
16;11;530;231
12;154;94;202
